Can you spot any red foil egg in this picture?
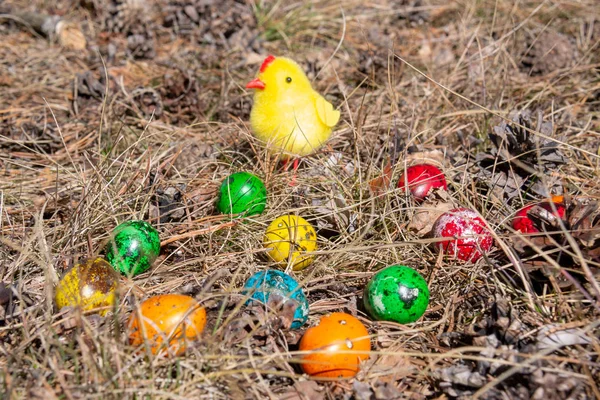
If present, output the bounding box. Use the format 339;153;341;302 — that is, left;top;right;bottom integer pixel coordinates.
433;207;493;262
512;201;566;233
397;164;447;202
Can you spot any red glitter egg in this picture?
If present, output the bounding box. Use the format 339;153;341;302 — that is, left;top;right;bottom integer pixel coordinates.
397;164;447;202
512;201;566;233
433;208;493;262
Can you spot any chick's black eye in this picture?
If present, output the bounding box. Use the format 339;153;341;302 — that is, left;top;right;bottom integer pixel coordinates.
286;77;292;83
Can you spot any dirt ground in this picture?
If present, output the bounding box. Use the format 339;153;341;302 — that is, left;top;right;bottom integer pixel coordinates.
0;0;599;399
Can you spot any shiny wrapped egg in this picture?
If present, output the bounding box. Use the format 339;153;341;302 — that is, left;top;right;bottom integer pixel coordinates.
242;270;309;329
363;265;429;324
299;312;371;378
397;163;447;202
105;220;161;276
264;215;317;270
128;294;206;357
216;172;267;217
432;207;493;262
512;198;566;233
55;257;119;316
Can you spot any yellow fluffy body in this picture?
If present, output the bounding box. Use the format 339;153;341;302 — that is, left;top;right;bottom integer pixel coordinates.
247;56;340;158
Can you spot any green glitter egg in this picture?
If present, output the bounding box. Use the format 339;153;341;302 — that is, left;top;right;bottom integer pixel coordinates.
363;265;429;324
105;220;160;276
216;172;267;217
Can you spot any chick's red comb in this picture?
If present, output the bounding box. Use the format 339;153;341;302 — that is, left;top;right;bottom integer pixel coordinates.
260;55;276;73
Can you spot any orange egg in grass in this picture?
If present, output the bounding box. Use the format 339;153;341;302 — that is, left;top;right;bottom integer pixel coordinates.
128;294;206;356
299;312;371;378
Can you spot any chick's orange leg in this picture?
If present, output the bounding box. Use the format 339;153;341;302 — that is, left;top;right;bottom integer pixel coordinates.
280;158;299;186
289;158;300;186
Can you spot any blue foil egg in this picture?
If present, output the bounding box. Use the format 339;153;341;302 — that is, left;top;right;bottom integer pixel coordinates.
242;270;309;329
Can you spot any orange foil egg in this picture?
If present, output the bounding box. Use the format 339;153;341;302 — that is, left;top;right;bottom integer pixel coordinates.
128;294;206;356
299;312;371;378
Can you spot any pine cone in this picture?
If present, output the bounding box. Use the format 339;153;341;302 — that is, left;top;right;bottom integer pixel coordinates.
566;196;600;263
100;0;156;59
490;110;566;169
521;30;577;76
475;109;566;200
161;0;257;51
510;195;600;292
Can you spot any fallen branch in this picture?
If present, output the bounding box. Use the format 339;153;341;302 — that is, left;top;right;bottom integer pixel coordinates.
0;10;86;50
160;221;238;246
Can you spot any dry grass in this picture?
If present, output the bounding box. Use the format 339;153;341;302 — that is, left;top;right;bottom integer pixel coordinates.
1;0;599;398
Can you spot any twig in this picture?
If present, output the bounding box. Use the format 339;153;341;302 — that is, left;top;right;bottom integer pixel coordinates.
160;221;238;246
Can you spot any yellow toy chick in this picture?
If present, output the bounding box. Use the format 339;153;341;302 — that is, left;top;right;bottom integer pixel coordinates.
246;55;340;159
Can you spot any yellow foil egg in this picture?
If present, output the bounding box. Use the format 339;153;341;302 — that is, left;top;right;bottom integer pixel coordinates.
55;257;119;316
264;215;317;270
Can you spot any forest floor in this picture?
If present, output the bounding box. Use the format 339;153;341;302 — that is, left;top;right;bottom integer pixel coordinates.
0;0;599;399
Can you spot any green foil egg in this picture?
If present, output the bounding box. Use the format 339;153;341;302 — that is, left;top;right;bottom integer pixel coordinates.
216;172;267;217
363;265;429;324
105;220;160;276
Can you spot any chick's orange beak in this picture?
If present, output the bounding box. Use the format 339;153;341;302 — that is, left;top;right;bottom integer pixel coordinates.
246;78;265;90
